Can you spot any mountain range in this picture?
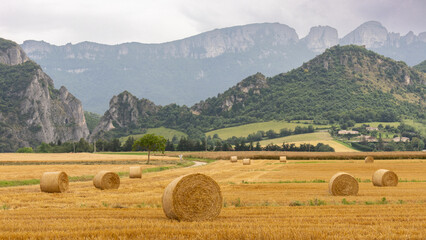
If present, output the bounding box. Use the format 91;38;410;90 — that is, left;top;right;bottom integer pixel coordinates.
21;21;426;113
90;45;425;140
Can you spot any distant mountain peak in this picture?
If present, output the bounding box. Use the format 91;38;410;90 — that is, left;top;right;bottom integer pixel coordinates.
341;21;388;48
302;26;339;52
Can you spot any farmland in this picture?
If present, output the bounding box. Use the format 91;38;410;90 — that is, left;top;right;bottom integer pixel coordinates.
0;152;425;239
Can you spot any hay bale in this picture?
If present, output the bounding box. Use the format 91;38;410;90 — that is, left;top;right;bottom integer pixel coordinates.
40;171;69;193
230;156;237;163
129;166;142;178
162;173;222;221
365;156;374;163
372;169;398;187
329;172;359;196
280;156;287;163
93;171;120;190
242;158;251;165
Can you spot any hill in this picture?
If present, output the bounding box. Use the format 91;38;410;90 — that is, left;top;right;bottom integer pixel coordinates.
0;38;89;152
414;60;426;73
91;45;425;141
22;21;426;113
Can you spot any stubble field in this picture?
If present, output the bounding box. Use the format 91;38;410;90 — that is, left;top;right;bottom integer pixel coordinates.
0;152;425;239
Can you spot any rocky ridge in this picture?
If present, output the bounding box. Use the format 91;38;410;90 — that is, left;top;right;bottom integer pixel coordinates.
0;38;89;152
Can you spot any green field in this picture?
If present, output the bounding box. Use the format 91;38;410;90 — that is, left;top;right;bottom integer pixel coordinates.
403;119;426;137
119;127;187;142
206;121;330;139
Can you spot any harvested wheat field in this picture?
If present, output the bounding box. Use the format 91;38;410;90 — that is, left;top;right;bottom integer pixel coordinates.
0;152;425;239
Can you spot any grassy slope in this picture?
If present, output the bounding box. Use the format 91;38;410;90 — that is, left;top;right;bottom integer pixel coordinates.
206;120;330;139
403;119;426;137
354;122;400;128
119;127;187;142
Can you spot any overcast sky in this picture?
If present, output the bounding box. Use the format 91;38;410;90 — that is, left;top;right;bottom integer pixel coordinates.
0;0;425;45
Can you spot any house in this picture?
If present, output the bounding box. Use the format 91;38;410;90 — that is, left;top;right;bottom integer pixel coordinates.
393;137;410;142
366;127;379;131
338;130;359;135
360;135;378;142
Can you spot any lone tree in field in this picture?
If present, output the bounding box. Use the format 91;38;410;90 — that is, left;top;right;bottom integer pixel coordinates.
132;134;167;164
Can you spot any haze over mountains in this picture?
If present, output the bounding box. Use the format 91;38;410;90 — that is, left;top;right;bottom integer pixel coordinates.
21;21;426;113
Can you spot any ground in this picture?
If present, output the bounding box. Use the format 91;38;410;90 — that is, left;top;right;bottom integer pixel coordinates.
0;153;425;239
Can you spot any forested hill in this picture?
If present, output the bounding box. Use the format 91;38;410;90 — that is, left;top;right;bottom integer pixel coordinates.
414;60;426;73
92;45;425;140
193;45;425;123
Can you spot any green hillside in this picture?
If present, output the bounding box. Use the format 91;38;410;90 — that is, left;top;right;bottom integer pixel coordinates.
413;60;426;73
206;120;330;139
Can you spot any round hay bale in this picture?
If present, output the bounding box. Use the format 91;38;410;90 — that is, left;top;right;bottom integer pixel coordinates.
230;156;237;163
162;173;222;221
279;156;287;163
93;171;120;190
242;158;251;165
40;171;69;193
365;156;374;163
329;172;359;196
372;169;398;187
129;166;142;178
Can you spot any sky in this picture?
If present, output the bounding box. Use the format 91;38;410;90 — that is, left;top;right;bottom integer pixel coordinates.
0;0;425;45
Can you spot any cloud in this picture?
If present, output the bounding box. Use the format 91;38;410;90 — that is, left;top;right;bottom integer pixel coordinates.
0;0;424;45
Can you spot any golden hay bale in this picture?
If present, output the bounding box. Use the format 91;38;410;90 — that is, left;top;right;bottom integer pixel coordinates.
40;171;69;193
329;172;359;196
280;156;287;163
365;156;374;163
162;173;222;221
242;158;251;165
372;169;398;187
129;166;142;178
230;156;238;163
93;171;120;190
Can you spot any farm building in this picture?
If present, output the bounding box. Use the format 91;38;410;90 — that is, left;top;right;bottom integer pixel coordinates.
393;136;410;142
338;130;359;135
366;127;379;131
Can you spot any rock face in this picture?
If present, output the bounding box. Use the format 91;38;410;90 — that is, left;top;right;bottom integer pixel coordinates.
340;21;388;48
302;26;339;52
90;91;159;140
0;38;30;65
0;38;89;152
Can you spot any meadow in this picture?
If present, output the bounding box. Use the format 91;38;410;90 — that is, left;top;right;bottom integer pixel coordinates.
0;152;425;239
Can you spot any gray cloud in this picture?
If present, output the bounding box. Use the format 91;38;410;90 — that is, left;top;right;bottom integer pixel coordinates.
0;0;424;45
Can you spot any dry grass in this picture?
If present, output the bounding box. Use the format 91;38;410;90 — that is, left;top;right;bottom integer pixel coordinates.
0;153;425;239
0;153;177;162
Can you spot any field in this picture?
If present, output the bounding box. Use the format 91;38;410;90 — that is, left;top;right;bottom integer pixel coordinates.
257;131;357;152
206;120;330;139
0;152;425;239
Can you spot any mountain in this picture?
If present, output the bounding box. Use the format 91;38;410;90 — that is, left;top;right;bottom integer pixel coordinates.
0;38;89;152
21;22;426;113
91;45;425;140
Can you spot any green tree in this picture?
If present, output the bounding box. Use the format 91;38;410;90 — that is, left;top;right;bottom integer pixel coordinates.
132;134;166;164
16;147;34;153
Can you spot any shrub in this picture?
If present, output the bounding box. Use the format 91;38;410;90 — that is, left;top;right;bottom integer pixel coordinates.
16;147;34;153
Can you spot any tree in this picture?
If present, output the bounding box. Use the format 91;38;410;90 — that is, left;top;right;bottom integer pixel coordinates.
132;134;166;164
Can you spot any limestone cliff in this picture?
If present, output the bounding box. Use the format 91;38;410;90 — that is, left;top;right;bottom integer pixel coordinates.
0;38;89;152
302;26;339;53
90;91;159;140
